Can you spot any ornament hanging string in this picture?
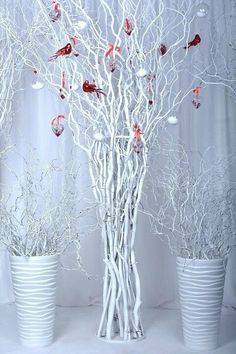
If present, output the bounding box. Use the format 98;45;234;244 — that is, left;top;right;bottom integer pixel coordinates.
124;18;133;35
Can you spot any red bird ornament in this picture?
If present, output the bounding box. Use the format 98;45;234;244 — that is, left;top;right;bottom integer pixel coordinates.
82;80;106;98
49;43;72;61
184;34;201;49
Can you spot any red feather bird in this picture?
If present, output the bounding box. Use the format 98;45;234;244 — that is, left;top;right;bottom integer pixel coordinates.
184;34;201;49
49;43;72;61
82;80;106;98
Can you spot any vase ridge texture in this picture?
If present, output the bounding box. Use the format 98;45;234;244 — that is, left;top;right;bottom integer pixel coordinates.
177;257;226;351
10;254;58;347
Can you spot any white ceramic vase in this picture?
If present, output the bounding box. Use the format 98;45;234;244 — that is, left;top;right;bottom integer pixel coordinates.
177;257;226;351
10;254;58;347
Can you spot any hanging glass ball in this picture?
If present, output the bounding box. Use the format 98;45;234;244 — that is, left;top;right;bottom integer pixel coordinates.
136;68;148;78
196;2;209;18
77;20;87;30
70;82;79;91
93;132;105;141
31;77;44;90
167;116;178;125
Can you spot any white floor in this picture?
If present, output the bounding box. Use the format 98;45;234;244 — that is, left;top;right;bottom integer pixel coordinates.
0;304;235;354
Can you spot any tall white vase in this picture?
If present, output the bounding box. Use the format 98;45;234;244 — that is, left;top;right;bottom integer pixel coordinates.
177;257;226;351
10;254;58;347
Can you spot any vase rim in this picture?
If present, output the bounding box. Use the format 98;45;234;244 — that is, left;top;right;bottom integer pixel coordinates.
177;256;224;261
176;256;226;266
9;253;59;259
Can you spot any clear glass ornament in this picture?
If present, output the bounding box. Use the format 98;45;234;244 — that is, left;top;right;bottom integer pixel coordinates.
69;82;79;91
93;132;105;141
136;68;148;78
77;20;87;30
167;116;178;124
31;76;44;90
196;2;209;18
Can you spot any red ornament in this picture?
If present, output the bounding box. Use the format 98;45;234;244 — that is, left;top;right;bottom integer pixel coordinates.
105;43;122;57
51;114;65;137
193;86;201;97
160;43;167;56
133;122;143;153
124;18;133;35
49;0;61;22
133;122;143;143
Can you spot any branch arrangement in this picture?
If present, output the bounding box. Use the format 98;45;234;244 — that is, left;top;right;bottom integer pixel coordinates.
0;0;235;341
0;146;97;258
147;140;236;260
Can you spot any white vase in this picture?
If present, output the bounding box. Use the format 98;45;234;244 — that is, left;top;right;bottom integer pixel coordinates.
176;257;226;351
10;254;58;347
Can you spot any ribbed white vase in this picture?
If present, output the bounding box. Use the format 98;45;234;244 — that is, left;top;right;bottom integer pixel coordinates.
177;257;226;351
10;254;58;347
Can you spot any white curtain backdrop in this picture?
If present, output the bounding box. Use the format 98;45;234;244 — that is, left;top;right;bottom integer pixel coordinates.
0;0;236;309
